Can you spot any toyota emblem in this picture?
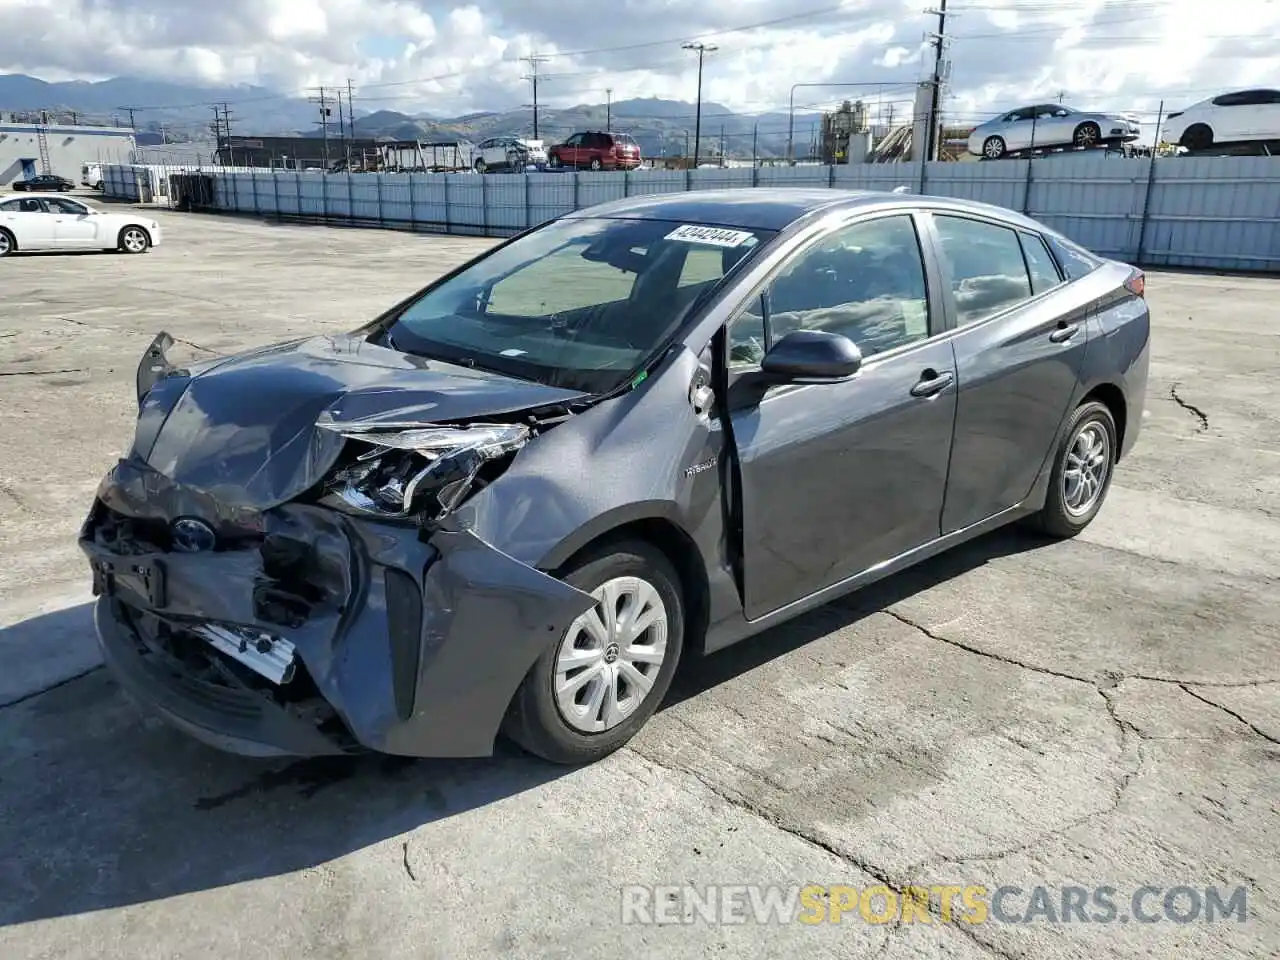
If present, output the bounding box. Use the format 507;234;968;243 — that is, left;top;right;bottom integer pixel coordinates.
171;517;216;553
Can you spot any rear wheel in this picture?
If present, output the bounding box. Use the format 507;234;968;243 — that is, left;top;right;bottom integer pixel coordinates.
1073;122;1101;148
589;157;603;171
982;135;1006;159
118;226;151;254
504;540;685;765
474;158;487;174
1031;400;1117;537
0;229;14;257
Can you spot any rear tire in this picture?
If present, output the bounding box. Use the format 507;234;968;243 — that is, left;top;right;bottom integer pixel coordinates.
504;540;685;765
0;228;15;257
589;157;603;171
474;158;487;174
1030;400;1117;538
982;136;1006;159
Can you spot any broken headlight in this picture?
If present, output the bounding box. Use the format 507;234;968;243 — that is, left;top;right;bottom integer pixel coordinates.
316;418;530;520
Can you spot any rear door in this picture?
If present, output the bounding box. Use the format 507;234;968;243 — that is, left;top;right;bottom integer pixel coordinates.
924;212;1091;533
726;212;957;619
0;197;55;249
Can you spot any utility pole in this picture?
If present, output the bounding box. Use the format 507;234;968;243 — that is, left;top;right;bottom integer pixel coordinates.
309;87;332;167
924;0;949;164
521;55;549;139
752;123;758;166
719;125;726;166
681;41;717;168
347;79;357;161
220;102;235;165
606;88;612;131
118;106;138;130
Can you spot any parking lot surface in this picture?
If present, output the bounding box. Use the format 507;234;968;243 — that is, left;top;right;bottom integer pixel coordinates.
1;210;1276;959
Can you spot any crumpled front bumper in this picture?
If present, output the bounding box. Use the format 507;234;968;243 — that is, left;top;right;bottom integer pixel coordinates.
81;458;594;759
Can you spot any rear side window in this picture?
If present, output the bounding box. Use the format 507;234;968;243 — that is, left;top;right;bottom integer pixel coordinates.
932;215;1032;325
1045;235;1102;281
1018;232;1063;295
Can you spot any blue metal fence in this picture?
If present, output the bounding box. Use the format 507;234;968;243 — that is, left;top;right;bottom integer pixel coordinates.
103;154;1280;272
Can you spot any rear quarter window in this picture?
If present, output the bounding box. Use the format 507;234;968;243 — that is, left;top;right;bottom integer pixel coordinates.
1045;235;1103;281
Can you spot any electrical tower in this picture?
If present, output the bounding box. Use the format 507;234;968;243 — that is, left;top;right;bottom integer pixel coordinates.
521;55;549;139
924;0;949;163
308;87;334;167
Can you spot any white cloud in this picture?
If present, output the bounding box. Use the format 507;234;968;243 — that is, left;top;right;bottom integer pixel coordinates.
0;0;1276;127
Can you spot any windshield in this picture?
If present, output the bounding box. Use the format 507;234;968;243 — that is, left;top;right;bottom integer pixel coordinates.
385;216;775;393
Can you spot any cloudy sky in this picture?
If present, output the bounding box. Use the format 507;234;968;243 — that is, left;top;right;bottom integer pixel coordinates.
1;0;1277;126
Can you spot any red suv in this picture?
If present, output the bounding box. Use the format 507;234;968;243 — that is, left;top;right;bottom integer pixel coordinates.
548;131;642;170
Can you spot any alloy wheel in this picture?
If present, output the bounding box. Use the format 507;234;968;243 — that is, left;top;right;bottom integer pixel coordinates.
983;137;1003;159
1062;422;1111;516
553;576;669;733
0;233;10;256
1075;124;1099;147
123;228;148;253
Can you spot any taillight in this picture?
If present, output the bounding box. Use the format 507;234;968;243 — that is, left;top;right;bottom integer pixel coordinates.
1125;270;1145;298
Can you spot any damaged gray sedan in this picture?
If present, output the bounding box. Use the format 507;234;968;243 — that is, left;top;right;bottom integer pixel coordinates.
81;189;1150;764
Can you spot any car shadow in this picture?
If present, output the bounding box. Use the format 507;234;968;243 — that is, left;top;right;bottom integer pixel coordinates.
0;525;1048;928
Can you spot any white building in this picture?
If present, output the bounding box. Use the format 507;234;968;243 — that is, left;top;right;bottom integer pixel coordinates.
0;114;136;186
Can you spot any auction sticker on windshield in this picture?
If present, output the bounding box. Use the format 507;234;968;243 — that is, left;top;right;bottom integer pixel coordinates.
665;225;757;247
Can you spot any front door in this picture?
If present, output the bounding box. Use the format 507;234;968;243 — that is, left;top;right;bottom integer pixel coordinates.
727;213;957;620
560;134;584;167
924;213;1092;533
47;197;101;247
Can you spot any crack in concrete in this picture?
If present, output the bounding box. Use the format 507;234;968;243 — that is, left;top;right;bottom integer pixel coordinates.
0;367;88;378
402;840;418;881
1169;383;1209;432
632;741;1022;960
0;664;104;709
1179;684;1280;746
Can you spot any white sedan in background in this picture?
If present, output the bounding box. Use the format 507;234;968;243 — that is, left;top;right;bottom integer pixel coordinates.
1162;88;1280;149
0;193;161;257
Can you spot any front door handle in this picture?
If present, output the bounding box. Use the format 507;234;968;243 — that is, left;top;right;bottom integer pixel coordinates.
1049;322;1080;343
910;368;954;398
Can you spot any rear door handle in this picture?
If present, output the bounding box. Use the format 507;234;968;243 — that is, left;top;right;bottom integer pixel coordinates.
910;368;954;398
1049;322;1080;343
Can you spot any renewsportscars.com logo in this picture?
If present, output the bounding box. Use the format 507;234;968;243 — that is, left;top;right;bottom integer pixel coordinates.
620;884;1250;926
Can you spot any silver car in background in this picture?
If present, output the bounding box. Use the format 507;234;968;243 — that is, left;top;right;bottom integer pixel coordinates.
968;104;1141;159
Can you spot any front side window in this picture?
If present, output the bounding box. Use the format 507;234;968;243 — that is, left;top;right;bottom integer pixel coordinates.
727;214;930;366
388;217;773;393
932;215;1033;325
45;197;88;215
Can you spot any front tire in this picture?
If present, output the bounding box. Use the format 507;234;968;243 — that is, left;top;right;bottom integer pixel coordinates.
1073;122;1101;148
1031;400;1117;538
118;226;151;254
504;540;685;765
589;157;603;171
1181;124;1213;150
474;158;487;174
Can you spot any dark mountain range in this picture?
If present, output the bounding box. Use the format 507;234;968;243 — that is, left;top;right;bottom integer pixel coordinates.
0;74;831;158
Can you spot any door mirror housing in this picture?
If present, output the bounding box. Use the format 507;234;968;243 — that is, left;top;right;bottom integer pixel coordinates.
760;329;862;383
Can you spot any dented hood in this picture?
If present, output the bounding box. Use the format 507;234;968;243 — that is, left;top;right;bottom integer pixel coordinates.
135;333;587;510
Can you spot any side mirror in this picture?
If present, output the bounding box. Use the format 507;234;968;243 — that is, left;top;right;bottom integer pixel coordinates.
760;329;862;383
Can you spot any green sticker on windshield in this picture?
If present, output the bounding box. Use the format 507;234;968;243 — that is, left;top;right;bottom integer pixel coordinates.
631;370;649;388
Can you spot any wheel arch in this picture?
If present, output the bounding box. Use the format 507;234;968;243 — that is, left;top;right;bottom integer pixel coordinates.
541;505;712;656
1079;381;1127;459
118;222;152;245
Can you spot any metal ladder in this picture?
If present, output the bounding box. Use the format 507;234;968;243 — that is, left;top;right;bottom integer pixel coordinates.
35;124;51;173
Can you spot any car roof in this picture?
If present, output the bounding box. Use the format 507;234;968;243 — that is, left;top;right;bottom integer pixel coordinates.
561;188;1048;232
1;192;86;201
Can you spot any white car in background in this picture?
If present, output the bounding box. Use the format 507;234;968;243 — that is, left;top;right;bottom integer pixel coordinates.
0;193;161;257
1162;89;1280;150
473;137;549;173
